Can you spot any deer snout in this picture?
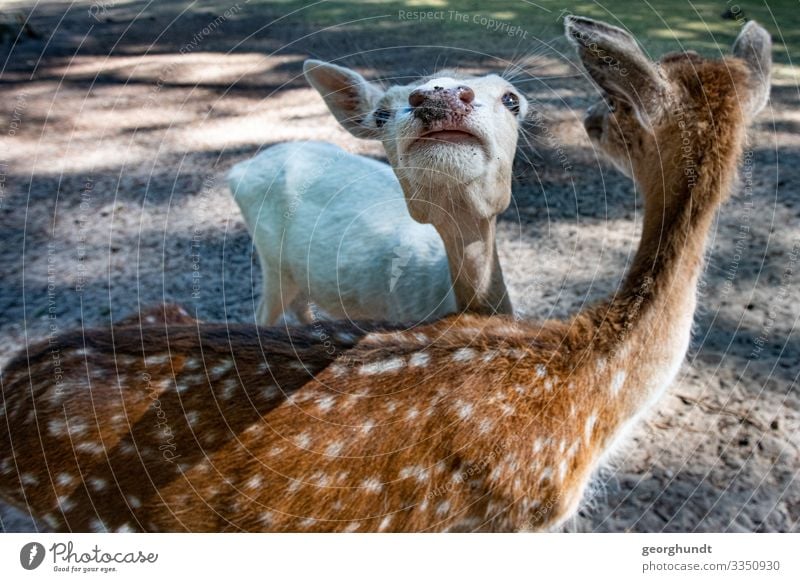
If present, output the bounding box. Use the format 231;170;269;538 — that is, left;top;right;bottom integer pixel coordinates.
409;85;475;124
583;102;608;140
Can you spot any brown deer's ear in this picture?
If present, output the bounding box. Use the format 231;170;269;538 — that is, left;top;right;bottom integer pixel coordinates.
565;16;668;121
732;21;772;118
303;60;384;140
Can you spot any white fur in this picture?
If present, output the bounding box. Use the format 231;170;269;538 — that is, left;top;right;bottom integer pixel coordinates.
229;141;455;323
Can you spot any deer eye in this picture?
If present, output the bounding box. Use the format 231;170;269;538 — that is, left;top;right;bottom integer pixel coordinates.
374;108;392;128
501;92;520;115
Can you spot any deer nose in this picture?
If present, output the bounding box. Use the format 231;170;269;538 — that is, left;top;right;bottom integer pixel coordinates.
584;114;603;140
408;85;475;108
584;103;607;140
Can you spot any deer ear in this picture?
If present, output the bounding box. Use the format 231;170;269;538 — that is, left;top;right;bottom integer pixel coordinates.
565;16;668;120
303;60;384;139
732;21;772;118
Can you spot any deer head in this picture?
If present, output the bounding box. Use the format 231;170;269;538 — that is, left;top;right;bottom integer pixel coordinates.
570;17;770;187
303;61;528;226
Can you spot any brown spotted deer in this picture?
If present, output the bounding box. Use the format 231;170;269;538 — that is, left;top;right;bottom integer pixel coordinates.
0;17;770;532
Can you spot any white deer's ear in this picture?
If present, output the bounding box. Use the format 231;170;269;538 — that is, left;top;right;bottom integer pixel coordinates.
732;21;772;118
303;60;384;139
565;16;668;120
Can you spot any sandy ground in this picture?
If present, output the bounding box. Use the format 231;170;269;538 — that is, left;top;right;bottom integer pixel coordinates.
0;1;798;532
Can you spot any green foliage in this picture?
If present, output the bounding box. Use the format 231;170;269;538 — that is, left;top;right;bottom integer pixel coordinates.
252;0;797;64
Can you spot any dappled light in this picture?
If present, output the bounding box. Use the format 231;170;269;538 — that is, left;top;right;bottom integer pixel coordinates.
0;0;797;537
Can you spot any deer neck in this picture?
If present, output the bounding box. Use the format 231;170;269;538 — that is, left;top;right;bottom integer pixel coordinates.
589;114;746;408
433;209;511;316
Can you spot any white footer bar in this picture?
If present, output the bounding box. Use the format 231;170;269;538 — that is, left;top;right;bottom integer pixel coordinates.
1;533;797;581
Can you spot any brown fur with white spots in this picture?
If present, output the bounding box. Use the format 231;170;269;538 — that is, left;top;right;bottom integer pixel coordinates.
0;17;771;532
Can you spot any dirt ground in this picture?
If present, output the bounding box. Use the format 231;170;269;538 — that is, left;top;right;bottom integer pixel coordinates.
0;1;798;532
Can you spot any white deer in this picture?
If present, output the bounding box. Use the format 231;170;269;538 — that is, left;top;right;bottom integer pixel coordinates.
229;60;529;324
